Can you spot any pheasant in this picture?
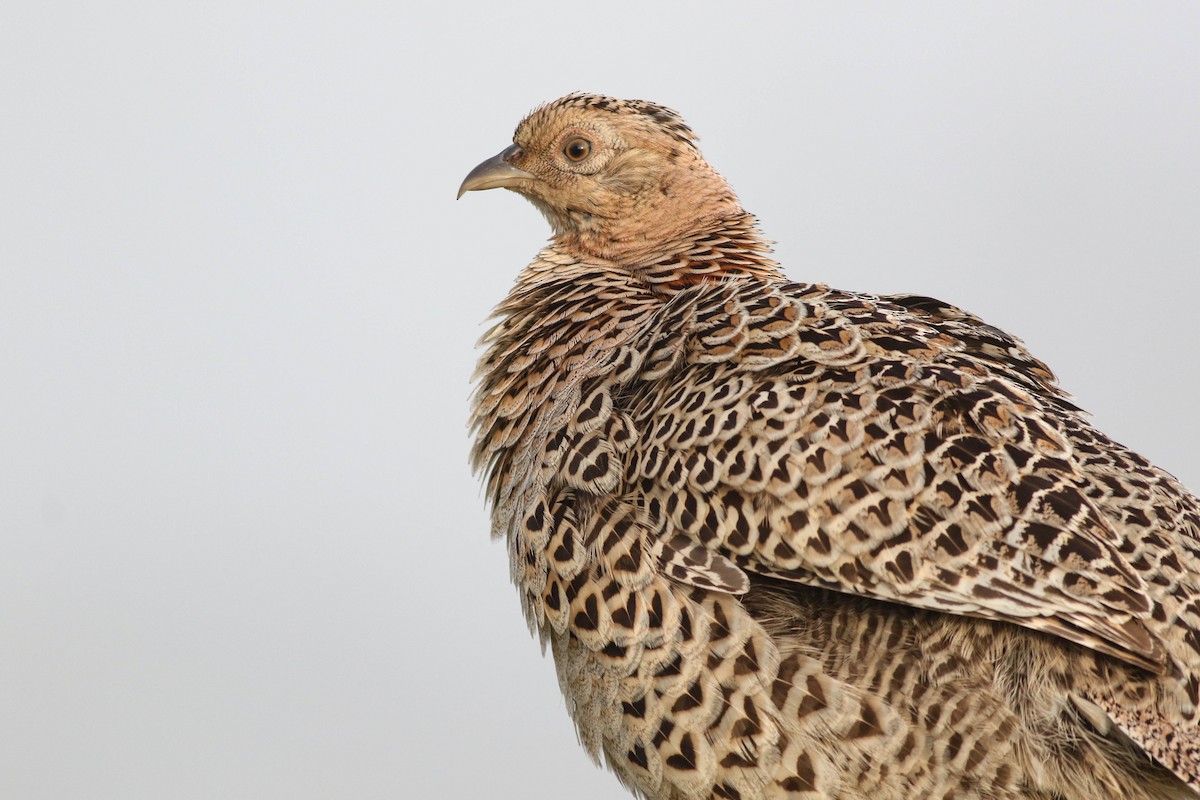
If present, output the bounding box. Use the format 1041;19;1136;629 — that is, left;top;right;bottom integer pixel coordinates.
459;93;1200;800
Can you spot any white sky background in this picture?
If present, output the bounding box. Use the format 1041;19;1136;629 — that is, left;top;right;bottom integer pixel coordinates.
2;2;1199;798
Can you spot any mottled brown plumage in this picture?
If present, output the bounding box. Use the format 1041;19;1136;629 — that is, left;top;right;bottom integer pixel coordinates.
461;93;1200;800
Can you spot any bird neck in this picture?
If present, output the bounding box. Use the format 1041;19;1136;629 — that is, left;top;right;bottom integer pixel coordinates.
551;155;775;271
613;211;785;296
548;178;784;296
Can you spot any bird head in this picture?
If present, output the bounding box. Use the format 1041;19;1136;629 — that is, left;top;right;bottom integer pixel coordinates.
458;93;745;262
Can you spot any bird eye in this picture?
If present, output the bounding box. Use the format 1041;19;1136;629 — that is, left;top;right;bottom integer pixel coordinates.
563;137;592;162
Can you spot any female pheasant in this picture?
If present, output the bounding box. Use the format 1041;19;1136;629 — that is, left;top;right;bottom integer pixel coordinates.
460;93;1200;800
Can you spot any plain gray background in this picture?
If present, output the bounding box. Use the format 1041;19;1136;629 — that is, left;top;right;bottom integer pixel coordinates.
3;2;1198;798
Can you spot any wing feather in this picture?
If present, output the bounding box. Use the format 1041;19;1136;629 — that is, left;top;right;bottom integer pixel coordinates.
622;281;1174;673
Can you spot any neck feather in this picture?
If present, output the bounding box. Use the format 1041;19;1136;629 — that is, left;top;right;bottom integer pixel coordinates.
550;211;784;297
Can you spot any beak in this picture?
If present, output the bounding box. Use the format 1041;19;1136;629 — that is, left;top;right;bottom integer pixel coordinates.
457;144;535;199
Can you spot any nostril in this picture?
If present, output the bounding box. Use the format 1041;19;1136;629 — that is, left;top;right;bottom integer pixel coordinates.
502;143;524;163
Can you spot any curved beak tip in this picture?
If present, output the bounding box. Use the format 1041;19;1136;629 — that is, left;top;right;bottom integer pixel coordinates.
458;144;535;200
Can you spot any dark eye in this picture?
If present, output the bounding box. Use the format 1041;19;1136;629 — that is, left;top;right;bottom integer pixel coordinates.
563;137;592;162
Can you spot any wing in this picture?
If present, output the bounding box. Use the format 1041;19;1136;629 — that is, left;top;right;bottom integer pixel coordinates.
619;279;1181;673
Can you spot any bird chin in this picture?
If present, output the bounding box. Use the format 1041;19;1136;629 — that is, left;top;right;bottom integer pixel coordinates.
525;196;573;236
